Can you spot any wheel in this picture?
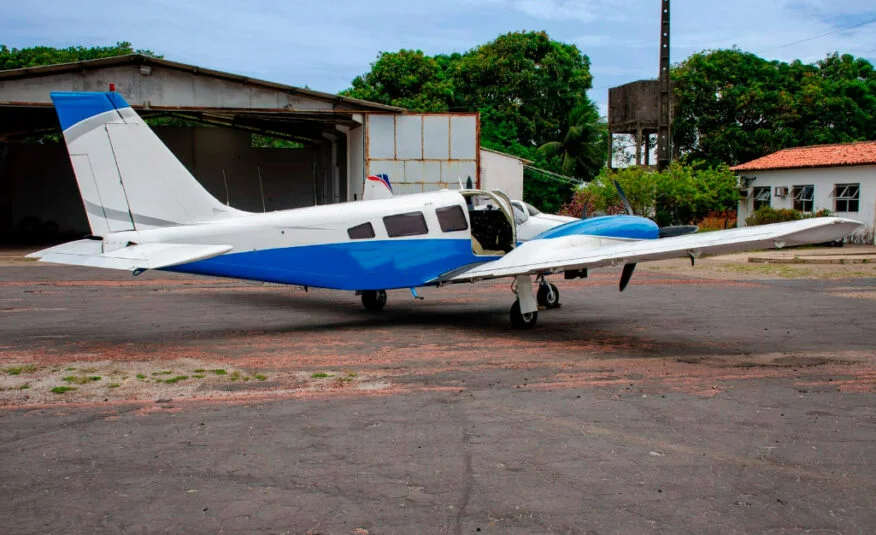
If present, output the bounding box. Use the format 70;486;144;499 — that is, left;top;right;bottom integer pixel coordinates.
537;283;560;309
361;290;387;311
510;300;538;329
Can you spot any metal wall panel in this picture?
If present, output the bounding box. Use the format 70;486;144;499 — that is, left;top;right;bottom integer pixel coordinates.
364;112;479;194
367;115;395;159
395;116;423;159
450;116;477;160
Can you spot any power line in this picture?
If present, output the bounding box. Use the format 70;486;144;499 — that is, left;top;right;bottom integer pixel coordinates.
760;16;876;54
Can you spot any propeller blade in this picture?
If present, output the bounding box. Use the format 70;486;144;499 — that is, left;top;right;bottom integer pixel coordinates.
613;180;634;216
658;225;699;238
619;263;637;292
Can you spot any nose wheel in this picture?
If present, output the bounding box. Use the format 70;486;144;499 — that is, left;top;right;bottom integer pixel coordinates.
537;282;560;309
361;290;387;311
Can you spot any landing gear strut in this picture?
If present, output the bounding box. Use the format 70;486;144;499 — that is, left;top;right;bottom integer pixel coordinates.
361;290;387;311
510;275;539;329
537;282;560;309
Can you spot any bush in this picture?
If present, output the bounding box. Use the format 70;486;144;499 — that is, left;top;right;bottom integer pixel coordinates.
559;162;739;224
744;206;803;226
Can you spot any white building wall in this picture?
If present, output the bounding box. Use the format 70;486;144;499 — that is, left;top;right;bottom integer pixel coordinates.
479;149;525;201
738;165;875;243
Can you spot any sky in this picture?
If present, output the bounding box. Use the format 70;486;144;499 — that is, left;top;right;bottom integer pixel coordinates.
3;0;875;114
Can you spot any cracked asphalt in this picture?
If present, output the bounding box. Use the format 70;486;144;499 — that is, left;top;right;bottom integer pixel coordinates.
1;263;874;534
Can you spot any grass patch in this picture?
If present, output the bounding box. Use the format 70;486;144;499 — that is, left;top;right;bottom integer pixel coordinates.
346;371;358;378
229;371;241;381
152;370;173;376
192;374;205;379
253;374;267;381
108;383;120;388
311;372;333;379
18;383;31;390
136;374;146;380
51;386;77;394
210;369;227;375
4;364;37;375
193;369;205;373
65;367;75;371
62;375;101;385
163;375;188;384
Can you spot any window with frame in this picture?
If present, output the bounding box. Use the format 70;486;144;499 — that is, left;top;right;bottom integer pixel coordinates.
347;222;375;240
435;205;469;232
753;186;771;210
834;183;860;213
383;212;428;237
792;185;814;212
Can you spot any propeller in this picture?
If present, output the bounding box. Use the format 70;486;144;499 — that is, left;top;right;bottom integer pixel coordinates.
619;263;636;292
613;180;638;292
613;180;634;216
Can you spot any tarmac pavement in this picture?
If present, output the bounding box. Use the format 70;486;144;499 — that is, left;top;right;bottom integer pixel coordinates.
1;262;874;534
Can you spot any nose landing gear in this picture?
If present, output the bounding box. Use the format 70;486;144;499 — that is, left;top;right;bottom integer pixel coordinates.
361;290;387;311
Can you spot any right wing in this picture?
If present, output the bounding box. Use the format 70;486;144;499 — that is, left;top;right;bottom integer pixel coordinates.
444;217;863;282
28;240;232;272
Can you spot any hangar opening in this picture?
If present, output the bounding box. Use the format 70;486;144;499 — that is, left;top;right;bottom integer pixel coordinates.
0;54;480;245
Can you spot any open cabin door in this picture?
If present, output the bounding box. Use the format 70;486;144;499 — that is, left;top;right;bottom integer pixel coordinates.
461;190;516;256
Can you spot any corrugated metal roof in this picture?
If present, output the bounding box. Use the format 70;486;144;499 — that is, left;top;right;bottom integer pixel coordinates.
731;141;876;172
0;54;403;112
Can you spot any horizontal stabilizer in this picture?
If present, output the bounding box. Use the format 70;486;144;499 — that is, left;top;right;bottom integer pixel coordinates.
28;240;232;272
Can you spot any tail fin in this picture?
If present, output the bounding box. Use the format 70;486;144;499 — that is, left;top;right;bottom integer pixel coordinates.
51;92;239;236
363;173;394;201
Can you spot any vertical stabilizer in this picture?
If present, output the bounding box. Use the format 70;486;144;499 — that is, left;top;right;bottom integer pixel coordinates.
51;92;241;236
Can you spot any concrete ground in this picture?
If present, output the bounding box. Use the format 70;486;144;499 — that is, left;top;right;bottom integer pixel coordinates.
1;252;875;534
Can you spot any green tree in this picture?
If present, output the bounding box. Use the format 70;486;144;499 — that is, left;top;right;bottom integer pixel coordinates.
341;49;455;112
0;41;160;70
453;31;592;150
672;49;876;166
538;98;607;182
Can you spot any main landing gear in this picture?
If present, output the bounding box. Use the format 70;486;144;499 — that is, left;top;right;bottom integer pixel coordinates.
509;276;562;329
361;290;387;311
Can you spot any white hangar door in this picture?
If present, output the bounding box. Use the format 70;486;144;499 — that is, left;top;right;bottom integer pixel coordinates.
364;113;479;195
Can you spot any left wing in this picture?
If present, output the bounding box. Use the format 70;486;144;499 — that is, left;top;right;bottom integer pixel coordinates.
443;217;862;282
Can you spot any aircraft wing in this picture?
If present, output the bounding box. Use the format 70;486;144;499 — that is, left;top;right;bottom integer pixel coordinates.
28;240;232;271
443;217;863;282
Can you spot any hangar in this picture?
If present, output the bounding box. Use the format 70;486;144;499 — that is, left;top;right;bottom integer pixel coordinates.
0;54;485;244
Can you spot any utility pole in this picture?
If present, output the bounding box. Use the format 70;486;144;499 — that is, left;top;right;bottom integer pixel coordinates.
657;0;671;171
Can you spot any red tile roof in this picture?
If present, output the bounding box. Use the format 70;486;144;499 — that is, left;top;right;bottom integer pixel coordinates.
730;141;876;172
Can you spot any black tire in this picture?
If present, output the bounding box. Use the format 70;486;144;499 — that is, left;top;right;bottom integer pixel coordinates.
537;283;560;309
361;290;387;311
510;300;538;329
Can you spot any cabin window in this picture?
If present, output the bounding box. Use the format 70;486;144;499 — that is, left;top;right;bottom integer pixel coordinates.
384;212;428;237
347;222;375;240
792;185;814;212
834;183;860;212
436;205;468;232
753;186;771;210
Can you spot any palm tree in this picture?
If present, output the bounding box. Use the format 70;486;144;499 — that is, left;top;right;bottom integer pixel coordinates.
538;98;608;182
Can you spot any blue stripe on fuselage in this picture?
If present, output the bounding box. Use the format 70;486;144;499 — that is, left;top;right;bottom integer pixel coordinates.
533;215;659;240
164;238;499;290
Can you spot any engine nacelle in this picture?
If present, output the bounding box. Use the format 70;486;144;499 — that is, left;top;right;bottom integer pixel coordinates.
532;215;659;241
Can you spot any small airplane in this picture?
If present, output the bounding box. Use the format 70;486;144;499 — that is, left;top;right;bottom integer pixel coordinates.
30;91;863;328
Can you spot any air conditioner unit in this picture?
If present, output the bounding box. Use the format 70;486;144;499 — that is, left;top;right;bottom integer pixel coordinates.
774;186;789;197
